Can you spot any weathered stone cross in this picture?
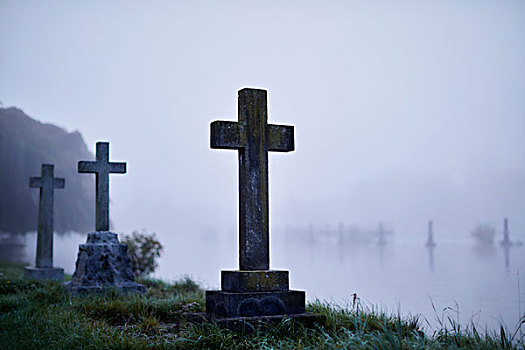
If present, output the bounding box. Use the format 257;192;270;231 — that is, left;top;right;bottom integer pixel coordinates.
211;88;294;270
78;142;126;231
29;164;65;268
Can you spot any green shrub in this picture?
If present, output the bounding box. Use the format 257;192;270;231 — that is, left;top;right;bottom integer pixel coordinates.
121;230;163;278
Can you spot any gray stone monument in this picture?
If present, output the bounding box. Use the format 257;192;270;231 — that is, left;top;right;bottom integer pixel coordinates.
425;220;436;247
64;142;144;294
501;218;512;271
206;88;305;319
377;222;387;246
24;164;65;280
501;218;512;246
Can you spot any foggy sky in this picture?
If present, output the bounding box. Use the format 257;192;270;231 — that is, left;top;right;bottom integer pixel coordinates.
1;0;524;240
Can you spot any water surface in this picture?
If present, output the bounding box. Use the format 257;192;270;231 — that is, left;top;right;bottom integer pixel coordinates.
19;229;524;333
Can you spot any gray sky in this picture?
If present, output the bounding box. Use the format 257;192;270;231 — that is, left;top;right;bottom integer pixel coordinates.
1;0;524;239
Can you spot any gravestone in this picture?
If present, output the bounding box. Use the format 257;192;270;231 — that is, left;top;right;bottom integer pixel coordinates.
377;222;387;246
64;142;144;294
501;218;512;246
425;220;436;247
206;88;305;319
24;164;65;280
501;218;512;270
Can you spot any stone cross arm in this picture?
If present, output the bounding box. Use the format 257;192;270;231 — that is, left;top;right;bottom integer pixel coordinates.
211;121;294;152
30;177;65;189
78;161;126;174
78;142;126;232
29;164;65;189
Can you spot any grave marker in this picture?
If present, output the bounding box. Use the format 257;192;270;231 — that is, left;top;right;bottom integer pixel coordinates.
65;142;144;294
78;142;126;232
24;164;65;280
501;218;511;246
206;88;306;320
426;220;436;247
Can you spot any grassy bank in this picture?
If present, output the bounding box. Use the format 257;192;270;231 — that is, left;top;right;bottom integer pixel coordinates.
0;261;522;349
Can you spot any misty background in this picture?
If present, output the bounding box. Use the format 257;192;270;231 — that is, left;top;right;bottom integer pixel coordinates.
2;1;523;240
1;0;524;276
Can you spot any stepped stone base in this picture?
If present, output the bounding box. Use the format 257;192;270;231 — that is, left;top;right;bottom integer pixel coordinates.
206;269;305;319
207;290;305;318
221;270;289;292
24;266;64;281
64;231;145;294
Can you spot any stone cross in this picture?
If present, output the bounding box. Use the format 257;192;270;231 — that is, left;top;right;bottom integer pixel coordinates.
78;142;126;231
426;220;435;247
211;88;294;270
502;217;511;246
29;164;65;268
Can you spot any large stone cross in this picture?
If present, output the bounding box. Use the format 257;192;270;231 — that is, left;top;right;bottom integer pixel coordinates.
78;142;126;231
211;88;294;270
29;164;65;268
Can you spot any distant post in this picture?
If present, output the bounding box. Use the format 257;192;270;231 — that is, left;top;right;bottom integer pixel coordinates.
426;220;436;247
377;222;387;246
24;164;65;280
501;218;512;246
78;142;126;231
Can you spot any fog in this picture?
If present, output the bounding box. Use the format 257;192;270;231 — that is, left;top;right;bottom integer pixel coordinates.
2;2;524;250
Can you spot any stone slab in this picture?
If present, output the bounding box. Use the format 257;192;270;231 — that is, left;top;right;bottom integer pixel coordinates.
221;270;289;292
206;289;305;318
24;266;64;281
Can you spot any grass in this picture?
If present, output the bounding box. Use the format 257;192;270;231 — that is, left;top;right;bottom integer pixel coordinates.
0;260;523;349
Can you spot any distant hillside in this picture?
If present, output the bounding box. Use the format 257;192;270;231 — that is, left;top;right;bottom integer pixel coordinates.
0;107;95;233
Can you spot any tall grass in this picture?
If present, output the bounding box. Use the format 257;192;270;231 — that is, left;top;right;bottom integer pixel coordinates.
0;261;522;349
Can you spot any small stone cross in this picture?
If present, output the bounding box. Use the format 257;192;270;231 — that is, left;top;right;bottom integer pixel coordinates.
211;88;294;270
502;218;511;246
29;164;65;268
78;142;126;231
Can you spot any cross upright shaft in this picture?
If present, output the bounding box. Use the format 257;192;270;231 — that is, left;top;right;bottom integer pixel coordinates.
78;142;126;232
211;89;294;270
29;164;65;268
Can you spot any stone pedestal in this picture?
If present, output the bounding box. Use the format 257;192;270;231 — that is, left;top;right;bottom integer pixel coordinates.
206;270;305;318
24;266;64;281
64;231;145;294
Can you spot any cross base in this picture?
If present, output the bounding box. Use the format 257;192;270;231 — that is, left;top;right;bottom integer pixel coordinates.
221;270;289;292
206;290;305;318
500;239;513;247
24;266;64;281
64;231;145;294
207;269;305;318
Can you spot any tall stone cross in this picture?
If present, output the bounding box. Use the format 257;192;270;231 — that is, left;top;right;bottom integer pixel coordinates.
211;88;294;270
78;142;126;231
29;164;65;268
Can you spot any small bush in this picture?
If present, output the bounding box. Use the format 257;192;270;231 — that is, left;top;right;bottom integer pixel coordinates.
121;230;163;278
471;223;496;245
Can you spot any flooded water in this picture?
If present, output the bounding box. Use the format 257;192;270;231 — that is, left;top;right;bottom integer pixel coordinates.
12;229;525;333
